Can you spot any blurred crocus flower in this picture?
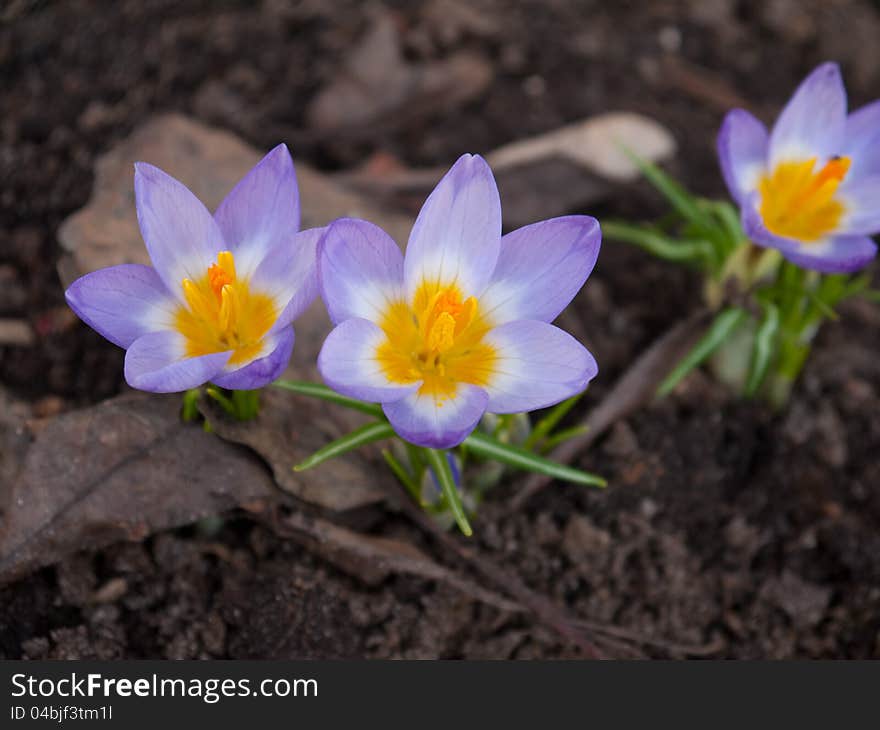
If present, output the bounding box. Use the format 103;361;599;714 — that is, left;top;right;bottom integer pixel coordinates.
719;62;880;273
66;144;320;392
317;154;600;449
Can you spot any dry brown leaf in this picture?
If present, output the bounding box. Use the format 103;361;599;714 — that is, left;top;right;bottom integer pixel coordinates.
336;112;676;228
200;387;387;512
305;10;492;134
277;511;519;612
512;310;713;509
0;394;277;585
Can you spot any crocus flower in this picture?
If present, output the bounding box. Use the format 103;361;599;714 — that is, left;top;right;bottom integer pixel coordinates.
66;144;319;392
718;62;879;273
317;154;600;448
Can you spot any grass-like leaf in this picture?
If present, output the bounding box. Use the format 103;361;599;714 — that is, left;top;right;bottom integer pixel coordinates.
274;380;384;418
423;448;472;536
621;148;714;231
523;393;582;450
539;424;589;453
382;449;421;503
602;221;713;264
464;431;606;488
294;421;395;471
745;303;779;396
657;307;747;397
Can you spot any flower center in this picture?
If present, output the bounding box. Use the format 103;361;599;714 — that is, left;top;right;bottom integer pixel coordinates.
758;156;850;242
377;281;497;403
174;250;278;366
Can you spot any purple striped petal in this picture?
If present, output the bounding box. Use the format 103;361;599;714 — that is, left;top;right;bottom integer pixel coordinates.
842;100;880;184
211;327;295;390
318;318;421;403
742;193;876;273
483;320;597;414
134;163;224;298
124;330;230;393
383;383;488;449
718;109;769;204
318;218;405;325
404;154;501;300
213;144;301;277
839;176;880;235
65;264;176;349
479;216;601;325
769;63;846;167
250;226;321;335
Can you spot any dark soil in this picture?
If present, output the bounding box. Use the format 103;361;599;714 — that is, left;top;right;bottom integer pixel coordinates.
1;0;879;658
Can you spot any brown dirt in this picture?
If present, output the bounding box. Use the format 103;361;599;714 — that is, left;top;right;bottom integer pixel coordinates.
1;0;879;658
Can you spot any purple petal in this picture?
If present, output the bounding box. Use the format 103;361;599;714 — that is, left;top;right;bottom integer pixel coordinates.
483;320;597;414
211;327;295;390
839;176;880;235
479;216;601;325
124;330;230;393
65;264;176;348
742;193;876;273
383;383;488;449
769;62;847;167
318;218;405;325
249;226;321;335
779;235;877;274
842;100;880;184
717;109;769;205
404;154;502;300
213;144;301;276
318;318;421;403
134;163;224;298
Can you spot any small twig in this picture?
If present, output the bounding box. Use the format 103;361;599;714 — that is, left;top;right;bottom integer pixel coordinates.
573;619;726;658
511;310;712;509
387;484;606;658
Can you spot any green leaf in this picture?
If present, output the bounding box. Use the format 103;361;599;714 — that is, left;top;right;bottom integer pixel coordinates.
523;392;583;450
656;307;747;397
540;424;590;453
745;303;780;396
205;385;237;415
423;448;472;536
231;389;260;420
603;221;713;264
294;421;395;471
274;380;384;418
621;148;714;231
381;449;421;503
706;200;744;249
464;431;606;488
181;388;201;422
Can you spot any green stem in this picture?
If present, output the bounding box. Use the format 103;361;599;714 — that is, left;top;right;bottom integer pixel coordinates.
273;380;384;418
465;431;606;488
423;448;472;537
523;393;583;450
294;421;395;471
382;449;421;503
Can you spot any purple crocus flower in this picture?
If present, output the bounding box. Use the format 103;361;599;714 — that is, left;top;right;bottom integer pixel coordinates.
65;144;319;392
718;62;880;273
317;154;600;449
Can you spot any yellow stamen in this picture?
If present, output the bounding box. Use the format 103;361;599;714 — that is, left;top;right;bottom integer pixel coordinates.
376;281;497;404
758;156;850;242
174;250;278;366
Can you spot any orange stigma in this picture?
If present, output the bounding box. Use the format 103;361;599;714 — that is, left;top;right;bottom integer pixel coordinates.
758;156;851;242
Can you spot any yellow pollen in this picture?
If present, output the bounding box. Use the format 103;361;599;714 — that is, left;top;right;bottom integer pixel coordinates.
376;281;497;404
174;250;278;366
758;156;850;242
